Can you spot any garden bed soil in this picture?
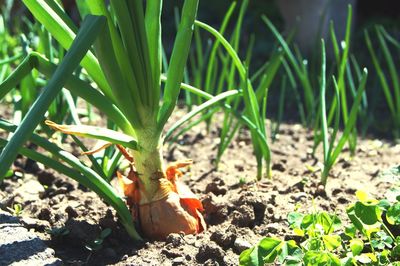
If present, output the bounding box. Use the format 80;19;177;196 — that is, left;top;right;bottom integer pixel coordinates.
1;110;400;265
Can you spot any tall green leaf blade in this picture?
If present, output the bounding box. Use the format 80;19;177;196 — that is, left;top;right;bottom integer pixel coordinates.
376;26;400;115
145;0;163;112
364;30;395;115
165;90;239;140
320;40;329;162
45;121;138;149
262;16;314;123
204;1;237;93
195;20;245;80
158;0;199;130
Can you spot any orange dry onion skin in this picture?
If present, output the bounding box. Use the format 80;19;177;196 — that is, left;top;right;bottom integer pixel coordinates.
117;155;206;240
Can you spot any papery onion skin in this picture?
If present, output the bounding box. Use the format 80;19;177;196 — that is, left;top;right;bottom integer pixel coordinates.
118;163;206;240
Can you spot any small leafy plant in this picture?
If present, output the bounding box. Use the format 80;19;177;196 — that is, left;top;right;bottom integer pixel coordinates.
240;190;400;265
7;203;23;216
239;210;342;265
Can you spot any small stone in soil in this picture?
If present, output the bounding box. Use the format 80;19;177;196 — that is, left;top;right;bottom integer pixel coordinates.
233;238;252;254
166;233;183;247
290;192;308;202
314;185;328;198
272;213;284;222
203;259;220;266
15;179;45;202
0;210;61;265
172;257;185;265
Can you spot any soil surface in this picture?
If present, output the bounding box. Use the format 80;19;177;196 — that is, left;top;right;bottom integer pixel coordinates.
1;109;400;266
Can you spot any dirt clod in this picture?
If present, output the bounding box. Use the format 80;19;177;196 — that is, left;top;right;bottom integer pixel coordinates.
196;242;225;264
272;162;286;172
202;194;229;225
162;248;183;259
64;219;100;246
205;178;227;196
65;206;78;219
37;208;52;222
37;170;56;186
231;205;255;228
210;229;236;249
21;217;50;232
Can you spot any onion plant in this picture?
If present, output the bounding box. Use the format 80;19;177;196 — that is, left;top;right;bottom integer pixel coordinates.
313;6;363;156
365;26;400;139
0;0;245;240
319;39;368;186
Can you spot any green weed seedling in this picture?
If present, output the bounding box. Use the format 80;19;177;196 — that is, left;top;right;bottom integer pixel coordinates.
239;177;247;186
85;228;112;252
84;228;112;264
345;190;400;265
6;203;23;216
240;209;342;266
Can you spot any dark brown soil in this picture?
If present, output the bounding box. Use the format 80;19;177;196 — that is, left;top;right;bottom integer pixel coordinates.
1;110;400;266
